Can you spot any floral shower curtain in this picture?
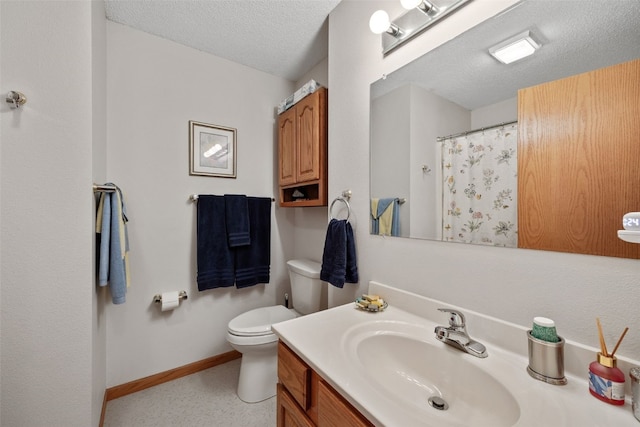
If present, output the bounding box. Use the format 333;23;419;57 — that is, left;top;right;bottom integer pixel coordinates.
441;123;518;247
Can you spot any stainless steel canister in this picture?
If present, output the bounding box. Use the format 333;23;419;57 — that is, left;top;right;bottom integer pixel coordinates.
630;367;640;422
526;330;567;385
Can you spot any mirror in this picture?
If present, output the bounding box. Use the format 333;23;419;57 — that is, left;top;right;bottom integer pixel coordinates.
370;0;640;246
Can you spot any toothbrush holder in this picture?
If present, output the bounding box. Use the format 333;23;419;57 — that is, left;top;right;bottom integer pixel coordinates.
527;330;568;385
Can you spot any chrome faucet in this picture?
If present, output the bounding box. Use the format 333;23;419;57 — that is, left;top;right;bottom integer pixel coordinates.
434;308;488;358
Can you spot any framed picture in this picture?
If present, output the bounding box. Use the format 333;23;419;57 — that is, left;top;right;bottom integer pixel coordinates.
189;120;237;178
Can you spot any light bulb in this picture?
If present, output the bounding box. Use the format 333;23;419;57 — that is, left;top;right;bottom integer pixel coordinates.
369;10;391;34
400;0;423;9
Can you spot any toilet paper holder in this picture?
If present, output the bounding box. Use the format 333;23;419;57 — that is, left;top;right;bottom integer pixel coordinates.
153;291;188;304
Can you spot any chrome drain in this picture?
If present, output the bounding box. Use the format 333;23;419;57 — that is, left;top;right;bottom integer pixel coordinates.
428;395;449;411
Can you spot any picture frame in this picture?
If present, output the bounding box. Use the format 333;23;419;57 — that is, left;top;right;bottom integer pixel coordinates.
189;120;237;178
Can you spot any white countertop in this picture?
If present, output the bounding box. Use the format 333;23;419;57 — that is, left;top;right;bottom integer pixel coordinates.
272;282;639;427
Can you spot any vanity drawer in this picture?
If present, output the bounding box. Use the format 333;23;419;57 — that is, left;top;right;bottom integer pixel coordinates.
278;341;311;410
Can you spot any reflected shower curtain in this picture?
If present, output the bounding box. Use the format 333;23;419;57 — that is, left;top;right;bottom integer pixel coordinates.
441;123;518;247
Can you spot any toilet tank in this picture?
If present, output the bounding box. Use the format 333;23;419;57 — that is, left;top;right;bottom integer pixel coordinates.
287;259;323;315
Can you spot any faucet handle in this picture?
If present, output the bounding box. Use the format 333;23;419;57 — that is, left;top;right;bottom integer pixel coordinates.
438;308;466;328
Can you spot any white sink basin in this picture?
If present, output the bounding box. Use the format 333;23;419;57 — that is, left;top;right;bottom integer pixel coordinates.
342;320;520;427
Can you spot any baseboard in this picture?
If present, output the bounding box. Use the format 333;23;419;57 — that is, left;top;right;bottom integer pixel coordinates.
105;350;241;402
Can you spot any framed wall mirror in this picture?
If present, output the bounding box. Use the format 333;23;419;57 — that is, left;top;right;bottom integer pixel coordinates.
369;0;640;258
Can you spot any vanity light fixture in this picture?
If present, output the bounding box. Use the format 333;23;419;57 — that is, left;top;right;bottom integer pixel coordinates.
369;10;403;37
401;0;438;15
489;31;541;64
370;0;472;56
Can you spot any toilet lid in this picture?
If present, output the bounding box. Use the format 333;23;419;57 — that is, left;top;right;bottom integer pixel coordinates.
228;305;297;336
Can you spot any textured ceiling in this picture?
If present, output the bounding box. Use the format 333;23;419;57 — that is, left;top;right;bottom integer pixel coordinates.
372;0;640;110
104;0;342;82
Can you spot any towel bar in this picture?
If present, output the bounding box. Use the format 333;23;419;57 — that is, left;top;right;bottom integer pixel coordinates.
189;194;275;202
93;184;117;193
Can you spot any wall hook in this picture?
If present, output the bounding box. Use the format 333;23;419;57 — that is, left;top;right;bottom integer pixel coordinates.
422;165;432;174
6;91;27;109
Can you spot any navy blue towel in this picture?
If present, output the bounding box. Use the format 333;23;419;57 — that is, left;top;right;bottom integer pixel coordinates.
196;195;235;291
320;219;359;288
345;221;359;284
235;197;272;288
224;194;251;247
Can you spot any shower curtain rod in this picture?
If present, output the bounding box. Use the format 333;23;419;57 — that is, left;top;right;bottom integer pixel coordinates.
436;120;518;142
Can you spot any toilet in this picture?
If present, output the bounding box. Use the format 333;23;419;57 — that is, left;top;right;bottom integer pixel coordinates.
226;259;324;403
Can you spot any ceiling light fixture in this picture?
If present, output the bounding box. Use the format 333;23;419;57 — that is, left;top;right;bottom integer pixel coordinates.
489;31;541;64
370;0;472;56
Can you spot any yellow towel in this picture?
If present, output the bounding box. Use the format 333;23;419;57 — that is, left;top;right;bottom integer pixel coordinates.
96;193;105;233
371;198;394;236
378;203;394;236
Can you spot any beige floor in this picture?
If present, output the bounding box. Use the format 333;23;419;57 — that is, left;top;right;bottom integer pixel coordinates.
103;359;276;426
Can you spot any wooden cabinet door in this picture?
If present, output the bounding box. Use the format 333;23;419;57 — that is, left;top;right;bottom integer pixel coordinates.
278;384;315;427
317;381;373;427
279;107;297;186
518;58;640;258
296;90;324;183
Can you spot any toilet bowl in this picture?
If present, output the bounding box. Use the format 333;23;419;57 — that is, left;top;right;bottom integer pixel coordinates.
226;305;298;403
226;259;323;403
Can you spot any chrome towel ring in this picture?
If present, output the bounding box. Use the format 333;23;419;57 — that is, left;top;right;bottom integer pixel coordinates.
329;190;352;222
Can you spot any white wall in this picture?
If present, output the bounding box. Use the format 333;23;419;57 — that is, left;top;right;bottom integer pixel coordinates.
296;57;329;89
371;83;470;240
1;1;102;425
105;22;295;386
409;85;469;239
471;96;517;128
371;85;411;235
91;2;108;425
329;0;640;360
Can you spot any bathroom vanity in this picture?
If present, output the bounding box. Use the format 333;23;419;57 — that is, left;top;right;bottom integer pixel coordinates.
273;282;639;426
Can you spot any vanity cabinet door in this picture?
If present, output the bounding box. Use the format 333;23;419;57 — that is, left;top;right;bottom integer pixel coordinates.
278;341;371;427
277;383;315;427
295;92;323;183
278;107;297;187
317;381;373;427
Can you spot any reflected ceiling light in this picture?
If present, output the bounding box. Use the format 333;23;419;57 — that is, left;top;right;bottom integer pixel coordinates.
489;31;541;64
370;0;472;56
203;144;222;158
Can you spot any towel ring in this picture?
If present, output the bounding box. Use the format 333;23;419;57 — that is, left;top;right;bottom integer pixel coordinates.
329;197;351;222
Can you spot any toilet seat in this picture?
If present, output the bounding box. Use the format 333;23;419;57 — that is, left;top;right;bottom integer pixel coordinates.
228;305;297;337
